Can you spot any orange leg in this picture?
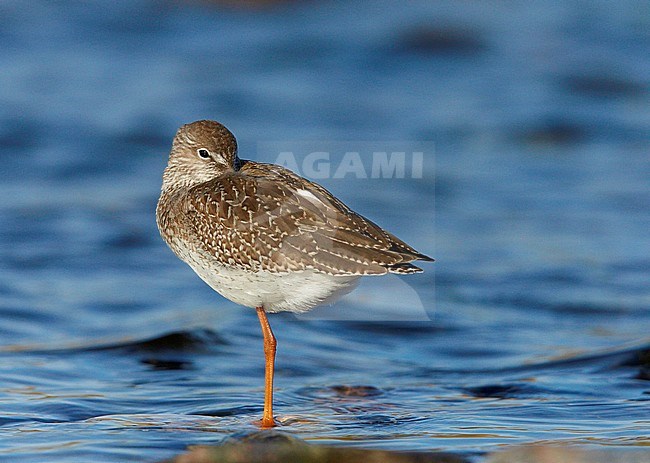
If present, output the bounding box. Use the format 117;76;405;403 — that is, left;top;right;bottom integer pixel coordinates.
256;306;277;428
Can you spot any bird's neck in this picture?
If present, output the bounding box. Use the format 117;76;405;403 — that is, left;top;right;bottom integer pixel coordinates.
161;164;210;194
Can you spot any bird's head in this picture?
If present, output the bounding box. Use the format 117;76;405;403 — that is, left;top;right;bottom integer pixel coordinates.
162;120;239;190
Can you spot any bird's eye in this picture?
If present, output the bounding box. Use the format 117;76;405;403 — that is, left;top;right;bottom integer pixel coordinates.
197;149;211;159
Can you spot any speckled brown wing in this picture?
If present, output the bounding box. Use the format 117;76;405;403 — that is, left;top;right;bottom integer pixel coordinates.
182;162;433;276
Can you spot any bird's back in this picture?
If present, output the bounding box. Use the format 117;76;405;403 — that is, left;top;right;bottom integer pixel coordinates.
158;160;431;278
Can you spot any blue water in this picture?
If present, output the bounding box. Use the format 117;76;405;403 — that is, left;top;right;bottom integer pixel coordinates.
0;1;649;461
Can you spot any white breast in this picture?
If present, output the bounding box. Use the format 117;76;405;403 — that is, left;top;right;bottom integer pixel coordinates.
179;246;359;313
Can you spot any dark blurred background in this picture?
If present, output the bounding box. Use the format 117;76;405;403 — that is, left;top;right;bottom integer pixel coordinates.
0;1;648;461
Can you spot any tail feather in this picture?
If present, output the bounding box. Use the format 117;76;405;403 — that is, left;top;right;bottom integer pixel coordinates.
387;263;424;274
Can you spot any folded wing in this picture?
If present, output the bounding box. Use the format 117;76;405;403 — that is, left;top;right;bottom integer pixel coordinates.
183;162;433;275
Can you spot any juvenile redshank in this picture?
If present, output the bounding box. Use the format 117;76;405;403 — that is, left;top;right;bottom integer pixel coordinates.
156;120;433;427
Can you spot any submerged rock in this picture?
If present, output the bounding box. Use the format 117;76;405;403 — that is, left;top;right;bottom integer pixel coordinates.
164;433;650;463
164;431;468;463
488;446;650;463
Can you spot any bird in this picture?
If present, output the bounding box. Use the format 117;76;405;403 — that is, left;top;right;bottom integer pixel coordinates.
156;120;433;427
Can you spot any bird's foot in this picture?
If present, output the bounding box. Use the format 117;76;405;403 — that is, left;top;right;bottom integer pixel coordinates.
253;416;278;428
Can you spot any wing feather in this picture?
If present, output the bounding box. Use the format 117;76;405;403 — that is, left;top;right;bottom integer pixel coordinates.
181;162;432;275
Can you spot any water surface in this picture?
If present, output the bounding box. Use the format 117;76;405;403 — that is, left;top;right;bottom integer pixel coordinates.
0;0;648;461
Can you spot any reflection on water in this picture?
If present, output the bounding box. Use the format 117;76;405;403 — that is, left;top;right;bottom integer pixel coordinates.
0;0;648;461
